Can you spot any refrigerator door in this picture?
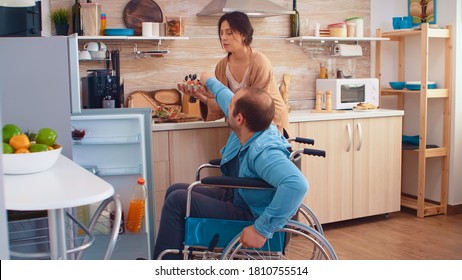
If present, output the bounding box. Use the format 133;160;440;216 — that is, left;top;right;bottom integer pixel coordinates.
0;35;81;158
71;108;155;260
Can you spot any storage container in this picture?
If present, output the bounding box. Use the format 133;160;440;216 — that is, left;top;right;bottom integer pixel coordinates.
345;17;363;37
165;16;184;36
328;22;347;37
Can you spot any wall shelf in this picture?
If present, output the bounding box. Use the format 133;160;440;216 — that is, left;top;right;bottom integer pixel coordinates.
286;36;389;45
77;36;189;41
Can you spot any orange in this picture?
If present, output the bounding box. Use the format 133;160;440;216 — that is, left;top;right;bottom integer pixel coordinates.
15;148;30;154
9;134;30;150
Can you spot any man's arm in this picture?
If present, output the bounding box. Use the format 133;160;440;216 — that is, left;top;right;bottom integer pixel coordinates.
200;72;234;118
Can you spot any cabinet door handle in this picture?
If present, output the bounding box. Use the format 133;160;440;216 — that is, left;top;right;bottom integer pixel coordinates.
346;123;352;152
356;122;363;151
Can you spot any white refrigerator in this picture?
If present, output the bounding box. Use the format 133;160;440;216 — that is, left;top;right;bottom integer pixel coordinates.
0;36;155;260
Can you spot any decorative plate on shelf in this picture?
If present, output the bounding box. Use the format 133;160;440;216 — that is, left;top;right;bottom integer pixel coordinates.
123;0;163;36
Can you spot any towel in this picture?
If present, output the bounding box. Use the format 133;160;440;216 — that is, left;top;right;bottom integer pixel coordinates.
333;44;363;57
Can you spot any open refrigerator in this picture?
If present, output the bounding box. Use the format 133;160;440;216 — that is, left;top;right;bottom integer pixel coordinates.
0;35;155;259
71;108;155;260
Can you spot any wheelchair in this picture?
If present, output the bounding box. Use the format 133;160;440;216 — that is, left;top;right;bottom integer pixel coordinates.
157;137;338;260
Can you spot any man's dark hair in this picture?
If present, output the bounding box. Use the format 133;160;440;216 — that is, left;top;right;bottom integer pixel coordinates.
232;88;275;132
218;11;254;46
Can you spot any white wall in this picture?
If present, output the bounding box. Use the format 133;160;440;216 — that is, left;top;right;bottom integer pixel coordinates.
371;0;462;206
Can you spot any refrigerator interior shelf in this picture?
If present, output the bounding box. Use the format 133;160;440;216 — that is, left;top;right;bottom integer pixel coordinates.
91;166;142;176
8;213;95;259
73;134;141;145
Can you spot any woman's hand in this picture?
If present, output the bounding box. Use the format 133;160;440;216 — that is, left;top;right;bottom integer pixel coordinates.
240;225;267;248
177;82;210;104
177;72;217;104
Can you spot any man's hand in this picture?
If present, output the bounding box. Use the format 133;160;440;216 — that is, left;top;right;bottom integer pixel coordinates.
240;225;267;248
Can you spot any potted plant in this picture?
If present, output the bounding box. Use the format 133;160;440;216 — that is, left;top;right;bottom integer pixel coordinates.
50;8;71;36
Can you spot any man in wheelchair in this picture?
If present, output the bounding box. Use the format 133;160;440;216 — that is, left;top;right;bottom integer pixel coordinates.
153;73;308;260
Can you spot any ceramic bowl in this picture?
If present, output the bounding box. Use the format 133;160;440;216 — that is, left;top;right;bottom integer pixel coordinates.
389;81;406;90
3;146;62;174
89;50;107;60
405;81;437;90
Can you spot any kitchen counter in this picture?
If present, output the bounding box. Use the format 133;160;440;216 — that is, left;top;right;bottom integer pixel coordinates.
152;109;404;131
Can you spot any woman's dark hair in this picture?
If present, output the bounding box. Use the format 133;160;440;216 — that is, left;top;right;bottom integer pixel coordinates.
218;11;254;46
232;88;275;132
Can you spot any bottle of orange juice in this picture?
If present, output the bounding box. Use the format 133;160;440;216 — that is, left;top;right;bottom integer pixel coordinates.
125;178;146;233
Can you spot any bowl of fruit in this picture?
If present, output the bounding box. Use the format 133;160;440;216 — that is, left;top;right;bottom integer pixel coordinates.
2;124;62;175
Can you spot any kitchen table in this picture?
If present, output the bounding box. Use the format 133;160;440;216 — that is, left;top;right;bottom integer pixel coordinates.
4;155;114;260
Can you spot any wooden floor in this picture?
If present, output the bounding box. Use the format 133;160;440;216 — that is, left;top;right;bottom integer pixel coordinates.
322;210;462;260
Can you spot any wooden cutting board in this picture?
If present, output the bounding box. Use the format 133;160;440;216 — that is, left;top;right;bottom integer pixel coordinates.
154;117;202;123
153;89;181;105
123;0;163;36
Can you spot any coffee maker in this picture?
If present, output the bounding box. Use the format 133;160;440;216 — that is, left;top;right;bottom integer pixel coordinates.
81;50;123;109
83;69;122;108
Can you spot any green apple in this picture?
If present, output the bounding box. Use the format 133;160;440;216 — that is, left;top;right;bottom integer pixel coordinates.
2;142;14;154
2;124;21;143
35;128;57;146
29;143;50;153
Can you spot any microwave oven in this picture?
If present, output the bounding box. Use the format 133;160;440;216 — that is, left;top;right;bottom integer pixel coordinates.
316;78;379;110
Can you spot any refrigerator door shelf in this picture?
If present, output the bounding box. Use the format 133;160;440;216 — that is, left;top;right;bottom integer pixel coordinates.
73;134;141;145
87;166;143;177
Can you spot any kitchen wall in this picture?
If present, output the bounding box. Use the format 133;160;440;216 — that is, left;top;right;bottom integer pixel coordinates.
49;0;372;110
44;1;461;208
371;0;462;208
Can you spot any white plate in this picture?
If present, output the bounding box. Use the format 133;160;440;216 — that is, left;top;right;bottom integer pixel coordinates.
353;108;376;112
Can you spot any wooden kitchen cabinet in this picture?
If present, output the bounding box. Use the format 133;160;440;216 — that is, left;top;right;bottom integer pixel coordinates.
152;127;230;228
297;116;402;224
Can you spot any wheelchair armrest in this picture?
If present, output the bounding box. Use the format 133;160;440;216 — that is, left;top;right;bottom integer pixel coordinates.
195;161;221;181
201;176;273;189
208;158;221;166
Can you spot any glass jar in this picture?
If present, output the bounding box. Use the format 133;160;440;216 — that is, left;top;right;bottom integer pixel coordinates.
165;16;184;37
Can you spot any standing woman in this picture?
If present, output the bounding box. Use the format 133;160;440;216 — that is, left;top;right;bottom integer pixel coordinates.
184;12;290;135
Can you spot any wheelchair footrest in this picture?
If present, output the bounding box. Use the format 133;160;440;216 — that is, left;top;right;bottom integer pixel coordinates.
184;217;284;251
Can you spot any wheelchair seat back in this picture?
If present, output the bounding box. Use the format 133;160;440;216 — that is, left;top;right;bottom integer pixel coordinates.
185;217;284;251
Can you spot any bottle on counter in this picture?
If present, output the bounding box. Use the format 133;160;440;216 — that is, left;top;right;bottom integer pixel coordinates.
320;62;327;79
125;178;147;234
290;0;300;37
99;13;106;36
72;0;82;35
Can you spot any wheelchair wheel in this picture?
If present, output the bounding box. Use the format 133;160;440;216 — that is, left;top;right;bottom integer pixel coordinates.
293;203;324;235
220;221;338;260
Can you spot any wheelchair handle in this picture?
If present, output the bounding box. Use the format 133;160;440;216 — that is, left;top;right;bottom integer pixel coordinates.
287;137;315;145
296;137;315;145
303;148;326;158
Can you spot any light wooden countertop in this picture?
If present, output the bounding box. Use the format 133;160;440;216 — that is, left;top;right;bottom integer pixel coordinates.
152;109;404;132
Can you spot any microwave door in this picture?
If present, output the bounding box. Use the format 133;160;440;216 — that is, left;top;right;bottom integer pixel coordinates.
340;84;365;103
